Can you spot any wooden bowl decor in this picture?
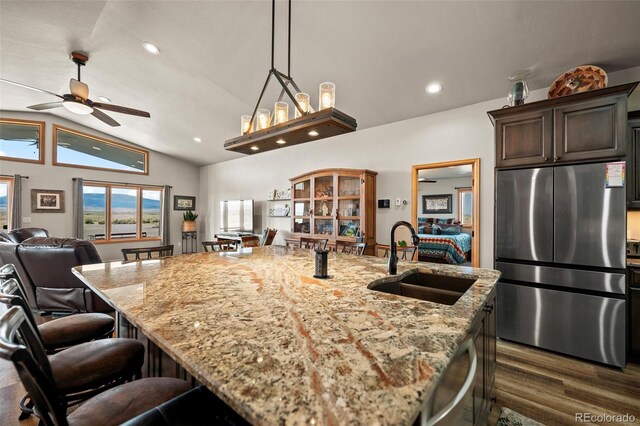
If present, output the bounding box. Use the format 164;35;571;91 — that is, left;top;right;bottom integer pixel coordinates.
547;65;608;99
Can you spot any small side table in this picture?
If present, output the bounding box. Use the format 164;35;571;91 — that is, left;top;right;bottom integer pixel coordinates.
182;231;197;254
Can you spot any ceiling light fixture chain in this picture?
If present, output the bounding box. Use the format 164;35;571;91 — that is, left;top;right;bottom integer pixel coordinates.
248;0;306;132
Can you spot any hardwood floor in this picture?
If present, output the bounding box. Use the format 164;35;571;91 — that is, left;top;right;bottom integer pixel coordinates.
1;301;638;426
493;340;640;425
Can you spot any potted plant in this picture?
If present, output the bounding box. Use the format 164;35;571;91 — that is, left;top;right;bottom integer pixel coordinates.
182;210;198;232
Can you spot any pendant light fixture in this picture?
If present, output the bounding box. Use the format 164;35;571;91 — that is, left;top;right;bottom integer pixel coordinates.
224;0;356;155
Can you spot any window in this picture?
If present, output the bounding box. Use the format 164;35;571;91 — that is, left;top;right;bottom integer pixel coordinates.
83;183;163;242
0;118;45;164
0;177;14;230
458;188;473;226
54;125;148;175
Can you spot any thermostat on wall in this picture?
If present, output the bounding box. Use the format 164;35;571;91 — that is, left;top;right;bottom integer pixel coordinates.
378;199;390;208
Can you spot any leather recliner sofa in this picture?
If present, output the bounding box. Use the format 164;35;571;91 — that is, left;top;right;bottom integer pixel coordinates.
0;227;51;307
0;228;111;313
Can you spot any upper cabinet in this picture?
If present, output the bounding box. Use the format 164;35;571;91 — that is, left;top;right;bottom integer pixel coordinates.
626;112;640;209
290;168;377;251
489;83;638;169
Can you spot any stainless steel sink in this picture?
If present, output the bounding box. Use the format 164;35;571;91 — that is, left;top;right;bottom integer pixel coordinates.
367;271;476;305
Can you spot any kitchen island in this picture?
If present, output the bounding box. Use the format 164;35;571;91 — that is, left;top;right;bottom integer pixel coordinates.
73;246;500;425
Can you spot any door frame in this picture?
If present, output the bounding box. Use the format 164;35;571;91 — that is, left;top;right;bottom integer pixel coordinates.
411;158;480;267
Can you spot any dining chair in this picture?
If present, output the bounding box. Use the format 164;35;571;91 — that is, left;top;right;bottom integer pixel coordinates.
240;236;261;248
381;244;417;261
121;245;174;262
202;240;238;252
337;241;367;256
261;229;278;246
300;237;328;250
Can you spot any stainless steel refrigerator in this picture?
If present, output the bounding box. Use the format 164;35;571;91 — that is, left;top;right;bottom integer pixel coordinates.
495;162;627;367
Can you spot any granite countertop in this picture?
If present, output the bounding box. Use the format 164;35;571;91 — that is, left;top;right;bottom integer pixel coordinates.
73;246;500;426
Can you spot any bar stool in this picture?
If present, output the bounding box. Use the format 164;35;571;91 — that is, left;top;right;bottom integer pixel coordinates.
0;288;144;418
0;265;114;353
0;305;192;426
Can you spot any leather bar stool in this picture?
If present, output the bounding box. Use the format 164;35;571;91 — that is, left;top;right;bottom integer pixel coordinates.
0;265;114;353
121;385;250;426
0;290;144;418
0;305;192;426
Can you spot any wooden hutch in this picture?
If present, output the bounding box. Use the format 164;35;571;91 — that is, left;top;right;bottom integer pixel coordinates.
289;168;377;253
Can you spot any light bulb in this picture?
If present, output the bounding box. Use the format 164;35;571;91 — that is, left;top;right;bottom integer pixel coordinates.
321;93;332;109
256;109;270;130
62;100;93;115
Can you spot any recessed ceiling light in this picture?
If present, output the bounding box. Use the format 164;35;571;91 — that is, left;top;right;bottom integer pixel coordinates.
58;142;70;147
250;146;259;151
426;83;442;94
92;146;101;151
137;161;144;164
193;137;202;143
276;139;286;145
143;42;160;55
308;130;319;137
97;96;111;103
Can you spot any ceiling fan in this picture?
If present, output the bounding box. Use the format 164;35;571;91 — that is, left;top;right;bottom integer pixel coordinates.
0;51;150;127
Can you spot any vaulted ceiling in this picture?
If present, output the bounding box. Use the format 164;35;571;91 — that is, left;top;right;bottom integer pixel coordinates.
1;1;640;166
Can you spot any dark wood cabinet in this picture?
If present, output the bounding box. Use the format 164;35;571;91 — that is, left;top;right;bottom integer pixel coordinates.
495;110;553;168
421;287;496;425
554;95;627;163
626;112;640;208
489;83;637;169
631;287;640;360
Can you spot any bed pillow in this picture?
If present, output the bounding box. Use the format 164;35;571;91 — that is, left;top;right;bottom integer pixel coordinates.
433;224;462;235
441;225;462;235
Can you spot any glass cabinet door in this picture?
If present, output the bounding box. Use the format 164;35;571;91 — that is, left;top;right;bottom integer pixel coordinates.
338;176;361;197
293;179;311;198
337;175;362;240
313;174;335;238
292;179;311;235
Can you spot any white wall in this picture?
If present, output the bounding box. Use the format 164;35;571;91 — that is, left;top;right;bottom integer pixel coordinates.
0;111;200;261
418;177;472;220
200;66;640;269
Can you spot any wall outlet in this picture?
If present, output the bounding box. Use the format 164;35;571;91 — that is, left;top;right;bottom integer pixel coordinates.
395;198;401;207
22;217;31;223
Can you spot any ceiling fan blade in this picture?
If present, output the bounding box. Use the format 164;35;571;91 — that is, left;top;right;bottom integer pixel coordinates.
0;78;64;99
93;103;150;118
27;102;63;110
91;109;120;127
70;78;89;100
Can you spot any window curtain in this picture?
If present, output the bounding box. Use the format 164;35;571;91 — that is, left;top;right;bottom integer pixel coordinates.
10;174;22;230
161;185;171;245
72;178;84;238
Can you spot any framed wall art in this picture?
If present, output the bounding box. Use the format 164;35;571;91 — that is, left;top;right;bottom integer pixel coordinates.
31;189;65;213
174;195;196;211
422;194;452;214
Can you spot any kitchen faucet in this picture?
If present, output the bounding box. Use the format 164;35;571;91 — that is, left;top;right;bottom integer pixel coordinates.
389;221;420;275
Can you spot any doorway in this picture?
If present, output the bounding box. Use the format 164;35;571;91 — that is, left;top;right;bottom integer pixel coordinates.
411;158;480;267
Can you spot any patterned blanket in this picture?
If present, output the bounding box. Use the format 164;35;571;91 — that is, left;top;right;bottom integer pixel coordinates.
418;233;472;264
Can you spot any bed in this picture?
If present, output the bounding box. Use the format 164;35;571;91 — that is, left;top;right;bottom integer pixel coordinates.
417;233;472;264
416;218;471;264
